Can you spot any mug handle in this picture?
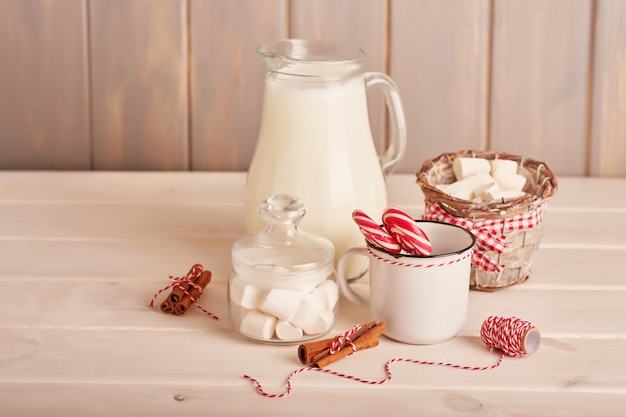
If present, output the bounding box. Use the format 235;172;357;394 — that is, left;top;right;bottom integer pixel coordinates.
336;246;369;305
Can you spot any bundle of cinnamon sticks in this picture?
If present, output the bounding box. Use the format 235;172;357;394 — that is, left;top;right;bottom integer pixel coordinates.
160;264;212;316
298;321;386;367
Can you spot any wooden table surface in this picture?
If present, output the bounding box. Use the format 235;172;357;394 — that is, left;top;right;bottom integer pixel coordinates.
1;172;625;416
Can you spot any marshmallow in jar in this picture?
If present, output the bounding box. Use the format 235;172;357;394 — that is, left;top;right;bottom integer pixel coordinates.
229;194;338;344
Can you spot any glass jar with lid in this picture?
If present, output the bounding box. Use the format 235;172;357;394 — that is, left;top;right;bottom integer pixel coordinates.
229;194;338;343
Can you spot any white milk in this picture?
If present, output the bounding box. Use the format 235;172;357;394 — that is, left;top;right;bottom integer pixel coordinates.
245;76;388;278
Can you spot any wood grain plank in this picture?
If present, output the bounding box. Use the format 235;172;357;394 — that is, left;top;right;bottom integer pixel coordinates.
290;0;388;155
540;209;626;247
390;0;491;173
89;0;188;170
0;240;235;283
1;326;625;385
0;203;245;239
1;237;624;288
1;280;625;417
489;0;592;176
1;279;625;337
5;172;626;209
589;0;626;176
0;0;90;169
539;176;626;209
189;0;286;171
1;173;625;244
0;171;620;214
528;248;626;289
0;172;625;416
0;171;245;204
1;198;623;244
2;381;625;417
290;0;387;55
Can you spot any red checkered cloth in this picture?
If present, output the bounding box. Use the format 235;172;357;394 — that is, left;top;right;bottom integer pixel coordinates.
422;202;547;272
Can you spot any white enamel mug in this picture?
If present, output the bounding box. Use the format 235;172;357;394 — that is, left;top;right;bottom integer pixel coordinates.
337;221;475;344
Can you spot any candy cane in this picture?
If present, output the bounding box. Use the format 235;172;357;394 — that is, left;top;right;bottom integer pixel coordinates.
382;207;432;256
352;209;402;254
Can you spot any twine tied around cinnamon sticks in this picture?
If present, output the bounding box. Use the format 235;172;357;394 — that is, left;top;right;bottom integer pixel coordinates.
298;322;386;368
148;263;218;320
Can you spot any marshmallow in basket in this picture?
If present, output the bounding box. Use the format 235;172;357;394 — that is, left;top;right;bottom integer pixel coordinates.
438;157;527;202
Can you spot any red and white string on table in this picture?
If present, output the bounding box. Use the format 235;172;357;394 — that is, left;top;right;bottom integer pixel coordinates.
243;316;540;398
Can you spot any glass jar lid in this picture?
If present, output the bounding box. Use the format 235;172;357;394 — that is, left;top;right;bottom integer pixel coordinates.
232;194;334;282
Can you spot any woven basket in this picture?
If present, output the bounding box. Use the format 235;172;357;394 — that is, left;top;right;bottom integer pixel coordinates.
416;149;558;291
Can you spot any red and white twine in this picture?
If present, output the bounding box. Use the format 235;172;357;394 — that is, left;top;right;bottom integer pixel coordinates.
148;265;219;320
243;355;504;399
366;246;471;268
243;317;538;398
480;316;536;357
329;323;363;355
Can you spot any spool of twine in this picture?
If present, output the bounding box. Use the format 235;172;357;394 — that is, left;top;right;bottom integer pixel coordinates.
480;316;540;357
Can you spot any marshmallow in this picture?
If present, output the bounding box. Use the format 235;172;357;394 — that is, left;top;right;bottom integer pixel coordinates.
240;310;277;340
275;320;303;340
288;293;324;330
493;168;526;191
490;159;518;175
312;280;339;310
303;310;334;335
474;181;501;202
229;278;266;309
453;158;491;180
258;288;301;321
445;173;495;201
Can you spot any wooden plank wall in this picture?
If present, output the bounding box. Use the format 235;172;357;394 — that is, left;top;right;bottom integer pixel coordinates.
0;0;624;176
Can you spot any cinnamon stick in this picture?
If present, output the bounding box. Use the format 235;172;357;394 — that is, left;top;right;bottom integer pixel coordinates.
298;322;377;365
168;263;204;304
297;322;386;367
173;270;212;316
160;299;175;314
315;322;387;368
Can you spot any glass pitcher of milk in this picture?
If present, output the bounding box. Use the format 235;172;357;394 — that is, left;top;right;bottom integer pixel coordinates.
245;39;407;279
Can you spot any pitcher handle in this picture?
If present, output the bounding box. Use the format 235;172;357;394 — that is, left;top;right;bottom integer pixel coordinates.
364;72;407;176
